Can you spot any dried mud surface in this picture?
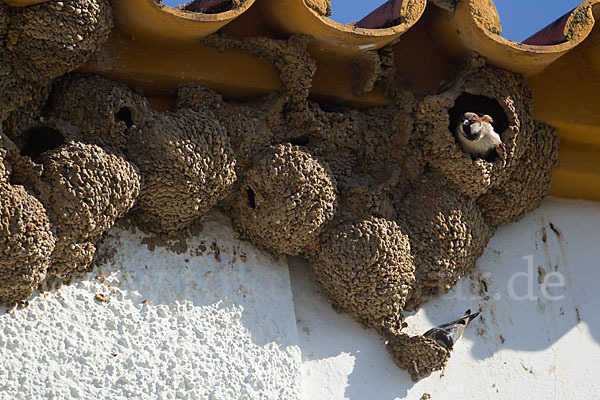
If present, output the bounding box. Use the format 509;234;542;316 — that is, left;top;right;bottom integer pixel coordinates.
127;108;236;234
232;144;337;256
0;182;55;304
34;142;141;280
7;0;112;83
399;175;494;310
46;74;152;154
384;328;451;382
0;0;113;121
310;217;415;333
0;1;558;380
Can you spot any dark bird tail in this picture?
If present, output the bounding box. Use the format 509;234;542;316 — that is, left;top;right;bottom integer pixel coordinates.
438;309;480;329
464;309;480;324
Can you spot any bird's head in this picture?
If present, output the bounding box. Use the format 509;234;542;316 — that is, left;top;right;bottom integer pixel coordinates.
456;112;488;141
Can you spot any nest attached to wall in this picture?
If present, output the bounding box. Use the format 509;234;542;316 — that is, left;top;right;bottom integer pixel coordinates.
0;3;559;381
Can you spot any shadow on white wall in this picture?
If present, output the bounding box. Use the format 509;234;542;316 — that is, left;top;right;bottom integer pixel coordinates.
290;197;600;399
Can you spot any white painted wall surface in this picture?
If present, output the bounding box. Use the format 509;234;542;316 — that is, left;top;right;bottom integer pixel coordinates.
1;197;599;399
0;216;303;400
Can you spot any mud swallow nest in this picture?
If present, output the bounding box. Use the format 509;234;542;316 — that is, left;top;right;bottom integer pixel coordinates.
398;176;494;310
0;3;559;380
232;144;337;255
34;142;141;280
0;182;55;304
46;74;151;154
127;108;237;234
311;217;415;332
0;0;112;120
6;0;112;84
384;328;450;382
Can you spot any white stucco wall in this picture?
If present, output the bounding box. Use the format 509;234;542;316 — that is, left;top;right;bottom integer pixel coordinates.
0;216;303;400
1;197;599;399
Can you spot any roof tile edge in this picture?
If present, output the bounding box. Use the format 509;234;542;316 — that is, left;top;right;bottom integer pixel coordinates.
257;0;427;58
425;0;596;77
112;0;256;42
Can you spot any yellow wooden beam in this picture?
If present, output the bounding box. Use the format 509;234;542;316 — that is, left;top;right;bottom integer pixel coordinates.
550;139;600;201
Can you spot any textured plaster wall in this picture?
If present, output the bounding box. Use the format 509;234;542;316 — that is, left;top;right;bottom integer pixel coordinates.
0;197;599;399
0;214;303;400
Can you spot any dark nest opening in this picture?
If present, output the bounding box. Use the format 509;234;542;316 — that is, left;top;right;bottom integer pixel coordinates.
178;0;239;14
115;107;134;128
20;126;65;161
288;135;310;146
246;187;256;209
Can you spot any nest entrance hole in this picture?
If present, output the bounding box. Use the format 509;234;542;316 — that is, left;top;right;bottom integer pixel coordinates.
20;126;65;161
246;188;256;209
288;135;310;146
178;0;238;14
448;93;509;135
115;107;134;128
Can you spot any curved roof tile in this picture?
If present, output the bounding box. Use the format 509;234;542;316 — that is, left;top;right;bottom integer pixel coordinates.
112;0;257;42
257;0;426;59
424;0;595;77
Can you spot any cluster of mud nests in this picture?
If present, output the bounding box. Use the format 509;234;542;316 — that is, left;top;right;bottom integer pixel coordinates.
0;1;558;381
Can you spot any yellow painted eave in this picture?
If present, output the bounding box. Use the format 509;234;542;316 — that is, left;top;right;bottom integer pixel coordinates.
77;0;600;202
